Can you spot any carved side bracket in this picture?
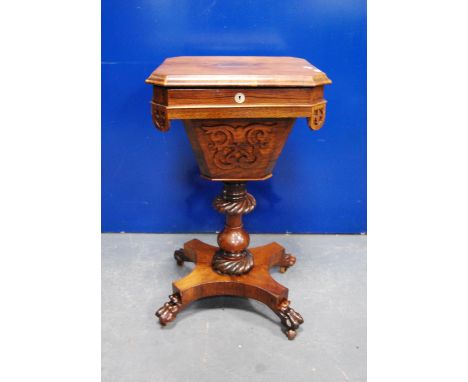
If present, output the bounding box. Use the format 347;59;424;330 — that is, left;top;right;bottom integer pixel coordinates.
151;102;170;132
307;101;327;131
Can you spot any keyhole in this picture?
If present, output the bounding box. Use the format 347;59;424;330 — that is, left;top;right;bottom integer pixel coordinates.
234;93;245;104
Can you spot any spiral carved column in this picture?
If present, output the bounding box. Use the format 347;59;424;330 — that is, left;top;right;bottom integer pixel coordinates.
212;182;256;275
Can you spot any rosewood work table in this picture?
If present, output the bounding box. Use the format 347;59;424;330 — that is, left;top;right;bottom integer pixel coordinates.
146;56;331;339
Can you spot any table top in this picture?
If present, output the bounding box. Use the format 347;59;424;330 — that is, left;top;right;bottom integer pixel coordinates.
146;56;331;88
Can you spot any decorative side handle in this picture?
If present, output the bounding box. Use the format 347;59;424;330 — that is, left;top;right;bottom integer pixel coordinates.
151;101;170;132
307;101;327;131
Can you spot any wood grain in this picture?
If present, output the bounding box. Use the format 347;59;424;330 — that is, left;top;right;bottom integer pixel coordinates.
183;118;294;181
146;56;331;87
151;85;326;127
170;105;314;120
167;87;324;106
155;239;304;339
148;56;331;339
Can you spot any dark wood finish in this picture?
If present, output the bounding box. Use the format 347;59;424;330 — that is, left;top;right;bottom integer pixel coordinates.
212;182;255;275
155;239;303;340
184;119;294;181
147;56;331;340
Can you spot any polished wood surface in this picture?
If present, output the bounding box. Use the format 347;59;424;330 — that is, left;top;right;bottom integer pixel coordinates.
146;56;331;87
147;56;331;339
151;84;326;131
166;87;323;106
183;119;294;181
212;182;255;274
156;239;303;340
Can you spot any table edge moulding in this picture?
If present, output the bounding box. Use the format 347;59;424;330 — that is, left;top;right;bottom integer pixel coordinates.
146;56;331;340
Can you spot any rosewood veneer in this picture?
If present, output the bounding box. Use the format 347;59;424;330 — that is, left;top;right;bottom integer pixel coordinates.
146;56;331;339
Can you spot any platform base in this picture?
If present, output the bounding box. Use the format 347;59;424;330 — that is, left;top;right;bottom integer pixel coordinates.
155;239;303;340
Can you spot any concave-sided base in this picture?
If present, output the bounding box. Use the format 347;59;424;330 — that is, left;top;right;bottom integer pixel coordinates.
156;239;303;340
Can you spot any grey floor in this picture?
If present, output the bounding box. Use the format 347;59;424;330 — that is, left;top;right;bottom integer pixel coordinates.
102;234;366;382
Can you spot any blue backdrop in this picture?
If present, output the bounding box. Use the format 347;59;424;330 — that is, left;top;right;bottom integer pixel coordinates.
102;0;367;234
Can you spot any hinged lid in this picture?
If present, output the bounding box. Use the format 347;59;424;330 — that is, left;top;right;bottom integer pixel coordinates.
146;56;331;88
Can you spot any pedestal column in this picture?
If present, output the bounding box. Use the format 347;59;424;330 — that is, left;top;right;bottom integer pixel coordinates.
212;182;256;275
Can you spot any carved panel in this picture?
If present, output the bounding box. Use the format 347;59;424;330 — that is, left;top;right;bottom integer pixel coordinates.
307;101;327;131
183;118;295;180
202;121;275;170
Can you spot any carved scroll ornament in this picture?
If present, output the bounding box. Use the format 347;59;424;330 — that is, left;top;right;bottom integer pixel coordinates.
202;121;274;170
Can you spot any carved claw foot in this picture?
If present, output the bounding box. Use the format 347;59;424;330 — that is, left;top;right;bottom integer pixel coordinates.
155;293;182;326
279;253;296;273
174;249;191;266
277;300;304;340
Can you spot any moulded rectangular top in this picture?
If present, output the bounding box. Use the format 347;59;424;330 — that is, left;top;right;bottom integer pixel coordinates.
145;56;331;88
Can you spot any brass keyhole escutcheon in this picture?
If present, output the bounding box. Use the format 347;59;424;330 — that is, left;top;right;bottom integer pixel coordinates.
234;93;245;104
